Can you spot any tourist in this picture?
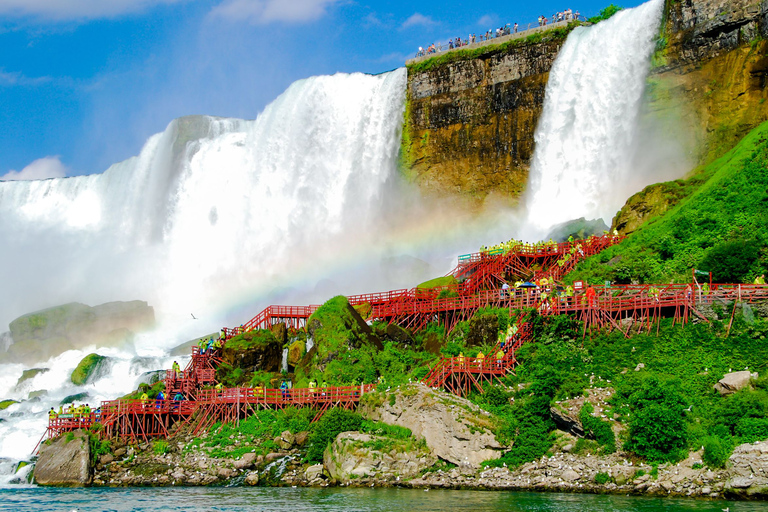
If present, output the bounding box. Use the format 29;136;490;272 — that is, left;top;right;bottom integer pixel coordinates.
496;349;505;368
140;391;149;408
171;361;181;378
156;390;165;408
514;22;518;33
754;274;765;285
48;408;57;420
280;381;289;400
586;285;597;308
475;351;485;366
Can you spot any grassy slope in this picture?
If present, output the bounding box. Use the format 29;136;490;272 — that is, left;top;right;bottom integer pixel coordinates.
568;121;768;285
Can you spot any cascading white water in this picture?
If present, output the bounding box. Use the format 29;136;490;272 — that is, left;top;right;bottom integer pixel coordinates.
0;70;410;479
525;0;664;232
0;69;407;338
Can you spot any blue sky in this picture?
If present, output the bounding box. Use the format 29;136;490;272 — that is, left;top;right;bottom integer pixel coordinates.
0;0;644;179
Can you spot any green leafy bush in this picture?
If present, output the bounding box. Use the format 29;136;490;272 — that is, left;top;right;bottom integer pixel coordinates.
702;436;729;468
624;375;688;463
305;408;362;463
579;402;616;453
594;471;612;484
699;240;761;283
588;4;623;24
153;440;169;455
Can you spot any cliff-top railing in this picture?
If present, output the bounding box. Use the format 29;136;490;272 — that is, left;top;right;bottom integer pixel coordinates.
406;17;586;66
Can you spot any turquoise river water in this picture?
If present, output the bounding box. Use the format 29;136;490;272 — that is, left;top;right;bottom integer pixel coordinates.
2;487;768;512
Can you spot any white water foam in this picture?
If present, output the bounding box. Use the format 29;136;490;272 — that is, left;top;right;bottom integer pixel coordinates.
524;0;664;232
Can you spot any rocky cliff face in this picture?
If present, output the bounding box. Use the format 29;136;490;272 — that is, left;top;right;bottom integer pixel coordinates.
402;29;574;208
649;0;768;165
614;0;768;233
34;430;92;486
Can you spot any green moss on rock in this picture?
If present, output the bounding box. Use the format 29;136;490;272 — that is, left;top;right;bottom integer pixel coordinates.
71;354;108;386
417;276;457;290
0;399;18;410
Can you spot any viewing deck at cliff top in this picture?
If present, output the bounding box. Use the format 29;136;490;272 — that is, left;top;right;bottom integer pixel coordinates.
406;19;576;67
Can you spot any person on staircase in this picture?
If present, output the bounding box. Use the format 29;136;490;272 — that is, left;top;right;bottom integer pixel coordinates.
496;349;505;369
280;381;290;401
140;391;149;409
48;408;57;422
172;361;181;379
586;285;597;308
156;390;165;408
198;337;207;355
475;351;485;368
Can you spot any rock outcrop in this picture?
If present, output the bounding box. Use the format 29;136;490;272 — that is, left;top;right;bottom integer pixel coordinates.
34;430;92;486
323;431;436;483
714;370;757;395
3;301;154;365
360;384;504;468
403;27;576;208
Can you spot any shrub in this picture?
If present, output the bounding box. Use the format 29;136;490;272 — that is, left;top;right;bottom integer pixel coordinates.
699;240;761;283
594;472;612;484
305;408;362;463
624;375;688;463
588;4;623;23
579;403;616;453
702;436;729;468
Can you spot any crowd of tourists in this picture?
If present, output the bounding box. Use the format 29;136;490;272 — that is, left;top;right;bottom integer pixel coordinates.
415;8;583;58
48;403;98;421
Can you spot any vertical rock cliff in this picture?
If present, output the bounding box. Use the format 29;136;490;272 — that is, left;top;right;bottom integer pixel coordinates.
650;0;768;164
402;28;576;208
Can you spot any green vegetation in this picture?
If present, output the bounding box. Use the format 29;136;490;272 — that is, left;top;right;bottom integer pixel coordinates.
569;121;768;285
588;4;623;24
417;275;457;289
306;408;363;462
153;440;169;455
406;23;580;74
579;402;616;454
492;308;768;466
225;329;277;351
70;353;108;386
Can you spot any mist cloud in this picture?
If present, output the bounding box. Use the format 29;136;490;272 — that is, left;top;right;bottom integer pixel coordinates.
1;156;68;181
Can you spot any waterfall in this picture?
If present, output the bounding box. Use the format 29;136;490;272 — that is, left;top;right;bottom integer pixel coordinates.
0;70;408;478
525;0;664;232
0;70;407;337
281;347;289;373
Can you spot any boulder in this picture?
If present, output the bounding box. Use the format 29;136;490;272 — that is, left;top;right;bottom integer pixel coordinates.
288;339;305;366
7;301;154;365
14;368;49;389
34;430;92;486
270;323;288;345
546;217;608;242
550;406;585;437
60;393;89;405
245;472;260;486
233;452;257;470
221;329;282;374
323;431;436;483
71;354;111;386
0;399;18;410
305;463;324;481
294;431;309;447
714;371;757;395
360;384;504;467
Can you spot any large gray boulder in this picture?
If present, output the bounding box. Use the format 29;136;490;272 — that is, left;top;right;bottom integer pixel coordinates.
34;430;92;486
714;371;757;395
323;431;435;483
359;384;504;468
5;301;154;365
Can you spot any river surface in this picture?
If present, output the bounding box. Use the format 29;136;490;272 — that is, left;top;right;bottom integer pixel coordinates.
2;487;767;512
